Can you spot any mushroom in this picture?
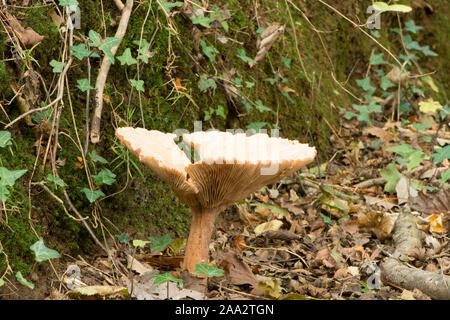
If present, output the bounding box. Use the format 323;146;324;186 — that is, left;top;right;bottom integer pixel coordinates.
115;127;316;281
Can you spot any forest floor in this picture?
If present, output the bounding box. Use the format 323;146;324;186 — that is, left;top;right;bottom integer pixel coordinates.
7;112;448;301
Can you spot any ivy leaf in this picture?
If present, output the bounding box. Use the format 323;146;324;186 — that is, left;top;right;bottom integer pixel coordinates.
356;77;376;95
92;169;116;186
76;78;94;92
245;81;255;88
246;122;267;132
115;234;130;244
16;271;34;289
132;239;150;248
30;238;61;262
0;131;12;148
438;171;450;184
412;122;431;132
193;264;224;278
0;168;27;187
148;234;174;251
134;39;151;63
81;188;105;203
236;48;256;64
404;20;423;34
99;37;121;63
88;150;108;164
380;76;395;91
369;53;387;65
281;57;292;69
418;45;437;57
198;74;216;92
406;149;428;171
159;1;183;14
150;273;183;288
46;174;65;187
431;145;450;164
71;44;93;60
255;100;271;113
49;60;64;73
380;163;402;193
200;40;219;62
387;143;417;160
215;105;226;119
0;186;10;202
59;0;78;11
191;14;215;28
88;30;102;47
117;48;137;66
130;79;145;92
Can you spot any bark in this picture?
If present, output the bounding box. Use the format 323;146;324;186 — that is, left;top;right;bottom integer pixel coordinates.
381;212;450;300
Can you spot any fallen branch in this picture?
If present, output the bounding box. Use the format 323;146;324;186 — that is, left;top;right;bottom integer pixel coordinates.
381;211;450;300
90;0;133;144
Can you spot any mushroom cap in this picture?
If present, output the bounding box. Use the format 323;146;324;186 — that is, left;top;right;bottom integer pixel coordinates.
115;127;316;211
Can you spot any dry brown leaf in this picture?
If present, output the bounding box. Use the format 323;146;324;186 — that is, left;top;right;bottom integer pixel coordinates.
254;219;283;236
252;23;285;64
6;12;44;48
219;252;258;287
357;211;393;241
314;247;335;268
425;213;444;233
364;127;394;141
258;279;281;299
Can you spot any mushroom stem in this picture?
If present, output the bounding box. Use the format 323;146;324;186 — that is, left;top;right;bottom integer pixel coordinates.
182;207;220;273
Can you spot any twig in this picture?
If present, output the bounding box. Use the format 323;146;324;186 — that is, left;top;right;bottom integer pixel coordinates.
90;0;133;144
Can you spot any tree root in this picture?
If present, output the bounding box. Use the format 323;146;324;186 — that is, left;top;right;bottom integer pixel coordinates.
381;211;450;300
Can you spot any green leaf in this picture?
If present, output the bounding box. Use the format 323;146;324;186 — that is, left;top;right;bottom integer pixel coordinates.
356;77;376;95
387;143;417;159
369;53;387;65
246;122;267;132
148;234;174;251
236;48;256;64
0;168;27;187
132;239;150;248
0;278;4;287
49;60;64;73
76;78;94;92
418;45;437;57
215;105;226;119
88;30;102;47
200;40;219;62
16;271;34;289
232;77;242;87
46;174;64;187
81;188;105;203
191;14;215;28
150;273;183;288
438;170;450;184
431;145;450;164
198;74;216;92
99;37;121;64
117;48;137;66
404;20;423;34
0;185;10;202
193;264;224;278
245;81;255;88
281;57;292;69
89;150;108;164
0;131;12;148
380;163;402;193
134;39;151;63
159;1;183;14
130;79;145;92
372;2;412;13
255;100;271;113
71;44;92;60
30;238;61;262
92;169;116;186
406;149;428;171
412;122;431;132
115;234;130;244
59;0;78;11
380;76;395;91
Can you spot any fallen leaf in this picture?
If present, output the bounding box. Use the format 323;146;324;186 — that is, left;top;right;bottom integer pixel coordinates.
68;286;128;299
252;23;285;64
219;252;258;287
357;211;393;241
254;219;283;236
174;77;186;91
258;279;281;299
396;176;418;205
425;213;443;233
314;247;336;268
6;12;44;48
